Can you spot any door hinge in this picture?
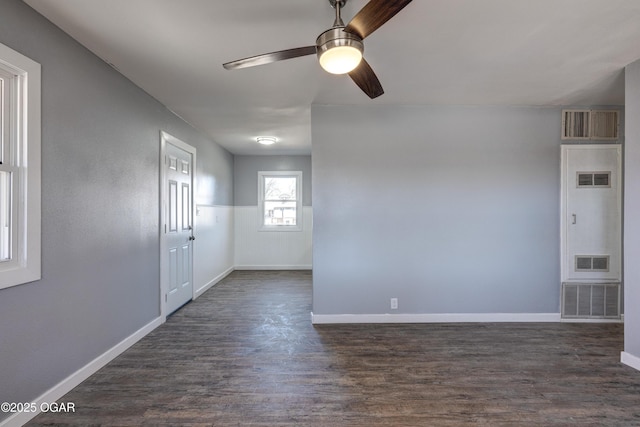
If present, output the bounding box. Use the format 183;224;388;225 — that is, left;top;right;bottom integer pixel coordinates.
165;294;167;302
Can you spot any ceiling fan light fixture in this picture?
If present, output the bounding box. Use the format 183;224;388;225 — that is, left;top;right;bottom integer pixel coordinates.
319;45;363;74
256;136;277;145
316;28;364;75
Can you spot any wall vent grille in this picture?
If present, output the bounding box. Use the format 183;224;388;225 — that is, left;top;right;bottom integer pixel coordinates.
562;109;619;140
576;172;610;188
563;110;590;139
575;255;609;272
591;110;619;140
562;283;620;319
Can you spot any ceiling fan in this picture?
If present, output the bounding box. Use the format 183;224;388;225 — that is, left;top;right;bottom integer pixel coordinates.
223;0;412;99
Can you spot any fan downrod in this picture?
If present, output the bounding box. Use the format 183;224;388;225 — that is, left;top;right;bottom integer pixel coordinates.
328;0;348;27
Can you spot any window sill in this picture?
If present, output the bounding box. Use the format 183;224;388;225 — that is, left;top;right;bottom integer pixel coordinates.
259;225;303;232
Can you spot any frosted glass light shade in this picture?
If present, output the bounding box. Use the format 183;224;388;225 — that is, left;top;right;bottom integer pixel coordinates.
319;46;363;75
257;137;276;145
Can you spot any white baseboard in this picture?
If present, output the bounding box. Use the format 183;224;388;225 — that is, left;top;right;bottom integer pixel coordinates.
0;317;163;427
311;312;561;324
560;318;623;323
194;266;234;299
235;265;312;271
621;351;640;372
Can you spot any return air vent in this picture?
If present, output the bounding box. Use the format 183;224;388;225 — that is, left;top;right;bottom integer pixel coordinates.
562;110;619;140
563;110;590;139
577;172;610;188
562;283;620;319
591;111;619;139
575;255;609;272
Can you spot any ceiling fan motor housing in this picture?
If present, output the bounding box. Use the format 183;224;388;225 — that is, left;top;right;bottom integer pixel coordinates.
316;27;364;74
316;27;363;55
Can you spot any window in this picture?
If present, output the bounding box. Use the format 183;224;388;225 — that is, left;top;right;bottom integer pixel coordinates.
0;42;41;289
258;171;302;231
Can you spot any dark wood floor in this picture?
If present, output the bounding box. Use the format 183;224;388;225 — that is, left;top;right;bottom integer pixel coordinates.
30;271;640;426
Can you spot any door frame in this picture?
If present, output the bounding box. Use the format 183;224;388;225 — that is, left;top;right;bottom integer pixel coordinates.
560;143;622;283
160;130;197;319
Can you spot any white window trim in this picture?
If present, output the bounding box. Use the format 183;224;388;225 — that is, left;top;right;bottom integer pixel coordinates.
0;42;41;289
258;171;302;232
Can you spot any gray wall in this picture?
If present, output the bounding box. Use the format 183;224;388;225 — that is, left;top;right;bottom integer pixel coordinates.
234;155;312;206
0;0;233;413
311;104;563;315
625;59;640;357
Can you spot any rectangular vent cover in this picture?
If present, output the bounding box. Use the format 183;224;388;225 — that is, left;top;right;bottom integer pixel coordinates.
575;255;609;272
562;110;619;140
591;110;619;140
577;172;610;188
563;110;590;139
562;283;620;319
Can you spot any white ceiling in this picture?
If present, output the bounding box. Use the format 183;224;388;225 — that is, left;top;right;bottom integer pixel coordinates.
23;0;640;155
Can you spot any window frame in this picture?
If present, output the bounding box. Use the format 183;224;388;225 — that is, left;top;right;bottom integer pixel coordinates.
0;42;41;289
258;171;302;232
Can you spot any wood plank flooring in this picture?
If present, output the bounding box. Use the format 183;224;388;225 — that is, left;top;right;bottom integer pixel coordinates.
29;271;640;426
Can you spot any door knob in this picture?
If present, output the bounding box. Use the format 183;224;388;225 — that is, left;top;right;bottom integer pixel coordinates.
188;235;195;241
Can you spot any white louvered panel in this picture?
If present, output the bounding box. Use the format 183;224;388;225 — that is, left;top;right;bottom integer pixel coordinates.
562;110;590;139
564;284;578;316
234;206;313;269
561;109;619;140
562;282;620;320
591;286;605;317
591;110;619;140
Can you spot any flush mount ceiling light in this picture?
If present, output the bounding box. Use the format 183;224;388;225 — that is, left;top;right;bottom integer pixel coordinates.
257;136;277;145
223;0;413;99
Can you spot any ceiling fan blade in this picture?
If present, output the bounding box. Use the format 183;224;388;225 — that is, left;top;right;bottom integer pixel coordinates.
223;46;317;70
348;58;384;99
344;0;412;40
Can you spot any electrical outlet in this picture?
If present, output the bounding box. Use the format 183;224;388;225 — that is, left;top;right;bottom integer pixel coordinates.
390;298;398;310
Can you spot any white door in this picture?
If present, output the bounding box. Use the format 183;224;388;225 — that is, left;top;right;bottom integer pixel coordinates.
161;133;195;315
561;144;621;282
